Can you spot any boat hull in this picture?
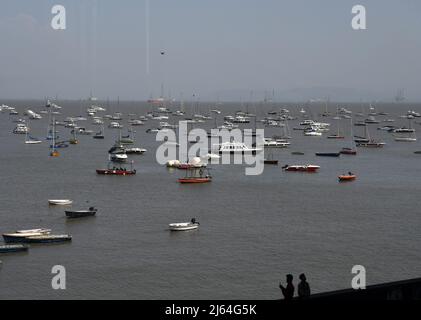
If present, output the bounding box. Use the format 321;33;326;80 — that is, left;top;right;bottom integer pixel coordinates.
178;178;212;184
65;210;97;218
283;165;320;172
339;175;356;182
315;153;341;157
24;235;72;243
96;169;136;175
0;244;29;253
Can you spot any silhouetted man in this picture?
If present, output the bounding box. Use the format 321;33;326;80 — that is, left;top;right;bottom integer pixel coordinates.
279;274;294;300
298;273;311;299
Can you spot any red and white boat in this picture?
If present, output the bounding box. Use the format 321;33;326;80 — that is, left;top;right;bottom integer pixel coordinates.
178;168;212;184
282;165;320;172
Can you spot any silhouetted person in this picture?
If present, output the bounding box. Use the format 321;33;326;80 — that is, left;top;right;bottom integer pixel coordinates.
297;273;311;299
279;274;294;301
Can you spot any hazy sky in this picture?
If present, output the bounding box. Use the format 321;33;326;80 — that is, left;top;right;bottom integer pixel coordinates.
0;0;420;101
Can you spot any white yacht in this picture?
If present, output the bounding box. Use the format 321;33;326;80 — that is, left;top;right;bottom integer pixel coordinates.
13;123;29;134
263;138;290;148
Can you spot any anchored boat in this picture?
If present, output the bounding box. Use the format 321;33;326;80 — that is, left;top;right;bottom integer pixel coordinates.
282;165;320;172
65;207;97;218
48;199;73;205
338;173;357;182
0;244;29;253
169;218;200;231
178;167;212;184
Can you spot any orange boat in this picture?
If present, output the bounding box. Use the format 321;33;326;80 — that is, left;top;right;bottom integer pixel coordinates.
338;174;356;182
178;177;212;184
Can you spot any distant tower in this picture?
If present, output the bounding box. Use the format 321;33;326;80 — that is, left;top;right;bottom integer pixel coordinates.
395;88;405;103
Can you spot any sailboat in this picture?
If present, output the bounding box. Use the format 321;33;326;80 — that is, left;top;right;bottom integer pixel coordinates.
355;124;385;148
394;117;417;142
69;128;79;144
50;116;59;157
327;116;345;139
24;119;42;144
340;119;357;155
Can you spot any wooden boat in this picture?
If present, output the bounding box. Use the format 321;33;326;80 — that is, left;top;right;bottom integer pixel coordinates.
178;168;212;184
65;207;97;218
327;134;345;139
96;168;136;175
338;174;357;182
315;152;340;157
0;244;29;253
169;218;200;231
24;234;72;243
48;199;73;205
340;147;357;155
291;151;305;155
97;161;136;175
282;165;320;172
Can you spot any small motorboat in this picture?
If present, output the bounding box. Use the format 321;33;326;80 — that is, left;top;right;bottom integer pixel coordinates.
169;218;200;231
291;151;305;155
315;152;340;157
65;207;97;218
338;173;357;182
0;244;29;253
48;199;73;205
282;165;320;172
340;148;357;155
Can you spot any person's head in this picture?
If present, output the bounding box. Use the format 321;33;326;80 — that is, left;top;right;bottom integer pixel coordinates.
299;273;306;281
286;274;293;283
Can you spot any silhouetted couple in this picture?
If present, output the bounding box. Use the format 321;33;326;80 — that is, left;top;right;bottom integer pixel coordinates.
279;273;310;300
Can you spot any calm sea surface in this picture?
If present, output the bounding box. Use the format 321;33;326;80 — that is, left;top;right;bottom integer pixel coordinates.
0;100;420;299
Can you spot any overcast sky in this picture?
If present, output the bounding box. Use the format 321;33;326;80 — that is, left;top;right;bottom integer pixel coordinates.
0;0;420;101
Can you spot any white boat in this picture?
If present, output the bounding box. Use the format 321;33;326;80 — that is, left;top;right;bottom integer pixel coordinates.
16;228;51;234
125;147;147;154
395;137;417;142
263;138;290;148
13;123;29;134
215;142;262;154
24;121;42;144
169;219;200;231
304;130;322;136
48;199;73;205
